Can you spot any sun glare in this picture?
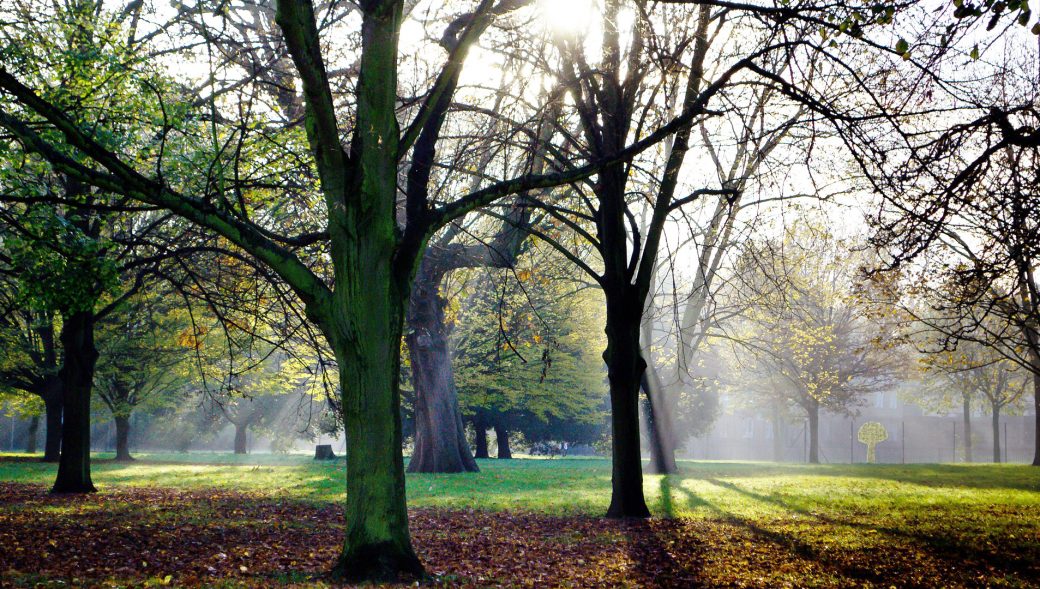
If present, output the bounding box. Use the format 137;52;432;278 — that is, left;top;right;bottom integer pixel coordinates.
537;0;599;38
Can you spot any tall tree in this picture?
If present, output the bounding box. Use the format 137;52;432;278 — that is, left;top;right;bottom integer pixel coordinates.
862;18;1040;466
0;0;702;577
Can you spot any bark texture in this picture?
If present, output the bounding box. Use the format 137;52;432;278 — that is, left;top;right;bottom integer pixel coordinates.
406;264;477;473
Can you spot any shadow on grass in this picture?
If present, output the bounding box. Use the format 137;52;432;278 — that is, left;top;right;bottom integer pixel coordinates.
701;476;1040;581
673;460;1040;493
656;476;898;586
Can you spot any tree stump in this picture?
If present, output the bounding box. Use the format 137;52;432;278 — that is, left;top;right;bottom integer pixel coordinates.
314;444;337;460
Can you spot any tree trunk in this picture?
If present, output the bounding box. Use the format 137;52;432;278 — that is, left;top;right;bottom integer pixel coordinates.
327;292;423;581
807;399;820;465
992;404;1001;464
26;416;39;454
641;370;677;474
233;422;248;455
603;292;651;518
1033;371;1040;466
771;400;784;462
405;267;478;473
114;416;133;461
494;423;512;459
277;1;421;578
962;394;973;463
52;310;98;493
473;412;489;459
42;379;62;462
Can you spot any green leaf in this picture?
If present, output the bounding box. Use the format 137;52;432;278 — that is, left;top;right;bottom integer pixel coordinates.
895;38;909;54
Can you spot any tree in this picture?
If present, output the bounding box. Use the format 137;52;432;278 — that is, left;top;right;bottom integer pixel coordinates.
734;223;904;463
0;390;43;453
404;85;560;473
452;246;607;458
916;351;981;463
863;23;1040;466
0;0;196;492
93;288;192;461
0;285;63;461
0;0;932;576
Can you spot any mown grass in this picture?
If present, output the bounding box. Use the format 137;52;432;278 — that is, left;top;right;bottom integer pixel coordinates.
2;451;1038;517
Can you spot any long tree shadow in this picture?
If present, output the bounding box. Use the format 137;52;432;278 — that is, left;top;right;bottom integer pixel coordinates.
649;476;901;587
702;476;1040;582
671;460;1040;493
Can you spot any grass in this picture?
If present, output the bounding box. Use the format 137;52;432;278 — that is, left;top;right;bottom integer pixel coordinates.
2;451;1038;517
3;452;1039;587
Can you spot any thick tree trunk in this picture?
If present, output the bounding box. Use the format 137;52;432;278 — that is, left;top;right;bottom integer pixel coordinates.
26;416;39;454
114;416;133;461
52;310;98;493
992;405;1001;464
494;423;512;459
405;267;477;473
42;379;62;462
277;1;421;579
603;293;651;518
962;394;973;463
473;412;489;459
328;294;423;581
807;400;820;465
641;371;677;474
233;422;248;455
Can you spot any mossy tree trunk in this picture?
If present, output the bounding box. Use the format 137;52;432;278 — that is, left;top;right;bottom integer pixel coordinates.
326;281;422;580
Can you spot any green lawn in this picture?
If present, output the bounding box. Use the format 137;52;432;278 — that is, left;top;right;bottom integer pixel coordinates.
3;453;1039;587
3;451;1038;518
